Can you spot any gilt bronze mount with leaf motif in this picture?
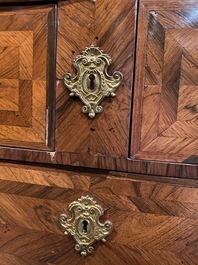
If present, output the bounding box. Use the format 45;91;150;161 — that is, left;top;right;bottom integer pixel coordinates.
59;195;113;256
63;45;123;118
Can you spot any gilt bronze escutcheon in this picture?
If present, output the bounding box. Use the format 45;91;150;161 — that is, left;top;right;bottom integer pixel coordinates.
59;195;113;256
63;46;123;118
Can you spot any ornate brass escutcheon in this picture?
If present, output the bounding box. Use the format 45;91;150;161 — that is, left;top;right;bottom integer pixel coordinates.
59;195;113;256
63;45;123;118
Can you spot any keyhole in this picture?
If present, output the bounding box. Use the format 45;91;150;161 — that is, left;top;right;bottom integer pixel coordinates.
82;220;88;234
89;74;95;90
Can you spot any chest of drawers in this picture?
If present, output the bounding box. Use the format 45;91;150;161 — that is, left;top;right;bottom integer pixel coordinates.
0;0;197;264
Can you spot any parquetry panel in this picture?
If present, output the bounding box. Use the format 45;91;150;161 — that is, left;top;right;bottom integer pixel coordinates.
0;79;19;111
0;6;54;150
131;0;198;163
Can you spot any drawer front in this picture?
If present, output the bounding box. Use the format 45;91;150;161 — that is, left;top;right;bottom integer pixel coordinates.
0;5;55;150
131;0;198;163
0;163;198;264
56;0;137;158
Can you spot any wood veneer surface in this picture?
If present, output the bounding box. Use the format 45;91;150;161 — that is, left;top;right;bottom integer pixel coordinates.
0;162;198;264
56;0;137;158
0;0;194;180
0;5;55;150
0;148;197;179
131;0;198;163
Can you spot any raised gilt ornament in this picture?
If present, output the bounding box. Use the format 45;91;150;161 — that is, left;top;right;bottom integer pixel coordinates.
63;45;123;118
59;195;113;256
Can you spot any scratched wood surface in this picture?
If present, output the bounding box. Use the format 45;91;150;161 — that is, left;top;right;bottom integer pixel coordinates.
0;5;55;150
0;162;197;264
131;0;198;163
56;0;137;158
0;148;196;179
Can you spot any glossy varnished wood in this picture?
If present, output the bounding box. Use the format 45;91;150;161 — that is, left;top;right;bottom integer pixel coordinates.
56;0;137;158
0;162;198;264
0;0;194;178
0;148;197;179
0;1;197;264
0;5;55;150
131;0;198;163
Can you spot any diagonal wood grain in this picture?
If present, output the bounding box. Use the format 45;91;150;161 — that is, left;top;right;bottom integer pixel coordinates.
0;253;49;265
178;85;198;122
0;46;19;79
0;79;19;111
0;6;55;150
131;0;198;162
0;162;198;264
56;0;137;158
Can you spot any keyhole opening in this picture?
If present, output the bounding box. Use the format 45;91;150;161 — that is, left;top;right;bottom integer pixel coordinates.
82;220;88;234
89;74;95;90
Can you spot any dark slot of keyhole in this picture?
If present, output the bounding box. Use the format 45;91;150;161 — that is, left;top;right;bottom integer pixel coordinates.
82;220;88;234
89;74;95;90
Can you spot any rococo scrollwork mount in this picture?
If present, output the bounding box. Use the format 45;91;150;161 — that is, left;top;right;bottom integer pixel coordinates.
59;195;113;256
63;45;123;118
